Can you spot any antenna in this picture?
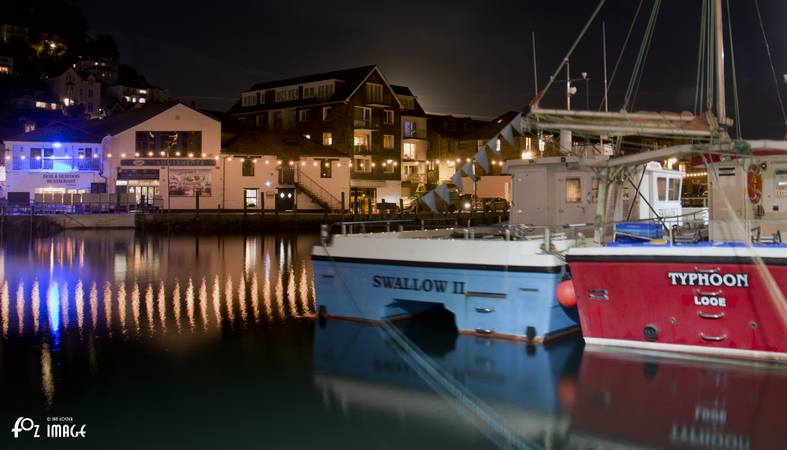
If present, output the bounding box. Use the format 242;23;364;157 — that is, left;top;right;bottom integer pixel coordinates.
601;21;609;112
532;31;538;96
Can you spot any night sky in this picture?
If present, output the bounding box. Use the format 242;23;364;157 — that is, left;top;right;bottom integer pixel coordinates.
72;0;786;138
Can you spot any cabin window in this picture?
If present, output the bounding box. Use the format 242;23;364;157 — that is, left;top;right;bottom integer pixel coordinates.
565;178;582;203
775;170;787;197
668;178;681;201
657;177;667;201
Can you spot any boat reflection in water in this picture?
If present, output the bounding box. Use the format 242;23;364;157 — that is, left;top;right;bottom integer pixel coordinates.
572;350;787;450
314;316;787;449
313;316;583;448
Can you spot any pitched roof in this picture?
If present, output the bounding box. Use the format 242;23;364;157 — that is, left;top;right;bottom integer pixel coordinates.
460;111;521;140
227;65;379;115
5;121;102;143
391;85;413;96
222;130;348;160
427;114;489;139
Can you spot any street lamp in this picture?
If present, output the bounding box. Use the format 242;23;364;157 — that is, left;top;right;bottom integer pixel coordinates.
581;72;590;110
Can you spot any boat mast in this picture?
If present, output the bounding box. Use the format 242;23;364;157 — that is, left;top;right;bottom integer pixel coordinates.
714;0;726;125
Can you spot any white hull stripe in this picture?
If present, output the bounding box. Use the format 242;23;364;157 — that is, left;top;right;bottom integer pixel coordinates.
584;337;787;363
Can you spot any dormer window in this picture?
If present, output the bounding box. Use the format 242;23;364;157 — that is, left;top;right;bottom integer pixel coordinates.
242;93;257;107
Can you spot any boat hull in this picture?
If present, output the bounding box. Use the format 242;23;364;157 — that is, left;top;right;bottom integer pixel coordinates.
312;254;579;342
567;246;787;361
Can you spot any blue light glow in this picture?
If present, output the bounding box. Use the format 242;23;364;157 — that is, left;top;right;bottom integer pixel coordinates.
47;282;60;335
53;142;62;148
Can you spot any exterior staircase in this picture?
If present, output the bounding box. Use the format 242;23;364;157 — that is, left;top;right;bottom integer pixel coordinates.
295;168;342;212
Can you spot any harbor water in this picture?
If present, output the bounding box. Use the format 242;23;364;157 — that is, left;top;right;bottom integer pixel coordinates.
1;231;785;449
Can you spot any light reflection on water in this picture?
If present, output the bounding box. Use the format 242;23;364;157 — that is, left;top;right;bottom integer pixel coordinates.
3;230;787;449
0;230;317;411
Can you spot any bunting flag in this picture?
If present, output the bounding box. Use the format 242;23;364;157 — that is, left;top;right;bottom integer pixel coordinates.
420;191;438;212
486;136;499;153
474;147;490;172
499;124;514;146
511;114;524;134
451;171;464;191
435;183;451;203
462;162;479;181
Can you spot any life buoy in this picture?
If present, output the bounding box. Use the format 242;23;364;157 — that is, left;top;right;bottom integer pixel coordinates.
747;164;763;204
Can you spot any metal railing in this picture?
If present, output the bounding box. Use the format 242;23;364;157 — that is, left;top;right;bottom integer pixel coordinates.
11;157;100;171
295;168;342;211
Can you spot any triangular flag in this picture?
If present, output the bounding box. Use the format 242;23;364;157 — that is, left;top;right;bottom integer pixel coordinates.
486;137;499;153
451;171;464;191
499;124;514;146
474;147;490;172
435;183;450;203
511;113;524;134
420;191;438;213
462;162;478;181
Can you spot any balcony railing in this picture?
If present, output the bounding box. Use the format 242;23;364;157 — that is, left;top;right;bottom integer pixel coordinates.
353;119;372;128
11;158;100;171
353;145;370;154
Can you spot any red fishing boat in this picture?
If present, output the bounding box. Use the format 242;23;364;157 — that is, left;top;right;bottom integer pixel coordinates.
567;243;787;361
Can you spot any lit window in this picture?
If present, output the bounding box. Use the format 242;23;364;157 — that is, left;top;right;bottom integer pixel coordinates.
322;132;332;146
353;133;369;153
138;98;146;104
383;134;394;149
35;101;47;109
383;110;394;124
496;139;501;152
565;178;582;203
403;143;416;160
353;157;371;173
404;120;416;138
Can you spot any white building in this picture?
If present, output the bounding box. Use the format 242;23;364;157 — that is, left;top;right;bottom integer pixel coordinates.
222;130;351;212
2;103;352;212
47;67;101;118
3;103;223;209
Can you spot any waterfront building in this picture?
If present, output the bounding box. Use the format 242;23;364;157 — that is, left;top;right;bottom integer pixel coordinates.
392;85;428;197
3;102;222;209
2;103;351;212
222;130;350;212
228;65;403;210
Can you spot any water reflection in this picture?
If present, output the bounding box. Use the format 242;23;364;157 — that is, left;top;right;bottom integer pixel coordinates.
314;319;787;449
0;231;318;410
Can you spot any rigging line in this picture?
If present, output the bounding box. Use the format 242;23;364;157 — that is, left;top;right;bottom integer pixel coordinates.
725;0;742;139
531;0;606;107
629;8;659;111
705;0;715;113
598;0;644;111
752;0;787;127
622;0;662;111
694;0;709;115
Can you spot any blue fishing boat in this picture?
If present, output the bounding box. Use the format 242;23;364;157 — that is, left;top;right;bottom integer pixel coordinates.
312;226;579;343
